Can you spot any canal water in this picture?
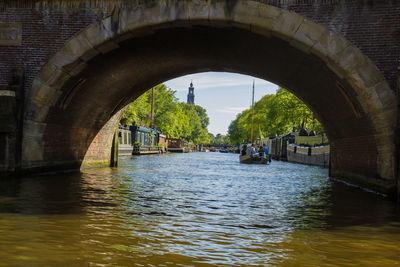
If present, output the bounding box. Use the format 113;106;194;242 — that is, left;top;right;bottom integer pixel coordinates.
0;152;399;266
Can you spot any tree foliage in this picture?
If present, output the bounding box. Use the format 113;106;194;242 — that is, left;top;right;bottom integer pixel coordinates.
208;133;230;145
228;88;324;144
120;84;211;143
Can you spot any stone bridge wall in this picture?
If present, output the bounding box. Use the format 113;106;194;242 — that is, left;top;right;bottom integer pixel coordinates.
0;1;399;95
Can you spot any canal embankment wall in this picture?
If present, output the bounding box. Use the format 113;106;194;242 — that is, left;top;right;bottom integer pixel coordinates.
286;144;330;168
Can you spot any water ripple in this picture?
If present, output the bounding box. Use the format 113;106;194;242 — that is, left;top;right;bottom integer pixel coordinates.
0;152;399;266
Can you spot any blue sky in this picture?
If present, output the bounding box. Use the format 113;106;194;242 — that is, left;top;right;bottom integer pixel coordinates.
164;72;279;135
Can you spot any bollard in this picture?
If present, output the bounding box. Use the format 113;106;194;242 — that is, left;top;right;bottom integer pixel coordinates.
110;129;119;167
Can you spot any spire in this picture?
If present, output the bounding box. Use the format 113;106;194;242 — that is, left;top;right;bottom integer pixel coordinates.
187;81;195;104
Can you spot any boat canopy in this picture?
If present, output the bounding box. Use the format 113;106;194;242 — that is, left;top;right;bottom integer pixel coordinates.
131;125;160;134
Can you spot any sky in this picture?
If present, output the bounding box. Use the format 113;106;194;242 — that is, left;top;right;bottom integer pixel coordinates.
164;72;279;135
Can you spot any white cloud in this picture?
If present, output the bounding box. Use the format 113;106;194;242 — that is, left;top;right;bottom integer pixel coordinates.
215;106;247;114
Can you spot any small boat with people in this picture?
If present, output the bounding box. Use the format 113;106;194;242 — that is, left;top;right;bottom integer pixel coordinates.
239;80;271;165
239;144;271;164
239;154;269;164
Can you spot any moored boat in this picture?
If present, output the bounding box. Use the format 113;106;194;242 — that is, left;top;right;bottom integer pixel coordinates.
118;125;164;156
240;80;270;165
166;138;190;153
239;154;269;164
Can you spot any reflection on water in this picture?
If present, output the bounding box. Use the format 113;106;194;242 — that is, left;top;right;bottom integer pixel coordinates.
0;152;399;266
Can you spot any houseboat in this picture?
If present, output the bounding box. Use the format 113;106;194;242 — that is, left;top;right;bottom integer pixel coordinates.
131;125;162;155
118;124;163;156
118;125;134;156
166;138;189;153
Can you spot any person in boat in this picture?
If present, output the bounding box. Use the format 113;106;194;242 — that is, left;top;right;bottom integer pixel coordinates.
241;144;247;156
247;144;257;158
246;144;252;155
263;143;271;163
258;146;264;157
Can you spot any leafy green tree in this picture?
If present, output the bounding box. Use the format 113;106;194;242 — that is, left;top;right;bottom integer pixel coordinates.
194;105;210;129
180;103;210;143
121;84;212;143
209;133;229;145
120;90;151;126
228;88;323;144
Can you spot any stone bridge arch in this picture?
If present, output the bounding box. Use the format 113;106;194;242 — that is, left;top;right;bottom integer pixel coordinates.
23;0;397;195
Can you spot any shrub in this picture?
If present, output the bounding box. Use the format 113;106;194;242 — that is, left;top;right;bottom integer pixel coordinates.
134;142;142;148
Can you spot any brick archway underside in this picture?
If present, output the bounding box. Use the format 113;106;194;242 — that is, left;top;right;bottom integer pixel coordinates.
24;1;397;195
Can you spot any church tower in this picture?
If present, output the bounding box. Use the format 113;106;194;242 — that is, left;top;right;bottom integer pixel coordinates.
187;81;195;104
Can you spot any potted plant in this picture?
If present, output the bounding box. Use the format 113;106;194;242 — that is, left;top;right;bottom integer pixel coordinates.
134;142;142;149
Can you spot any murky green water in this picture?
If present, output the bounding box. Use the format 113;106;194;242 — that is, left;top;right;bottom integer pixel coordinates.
0;152;399;266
